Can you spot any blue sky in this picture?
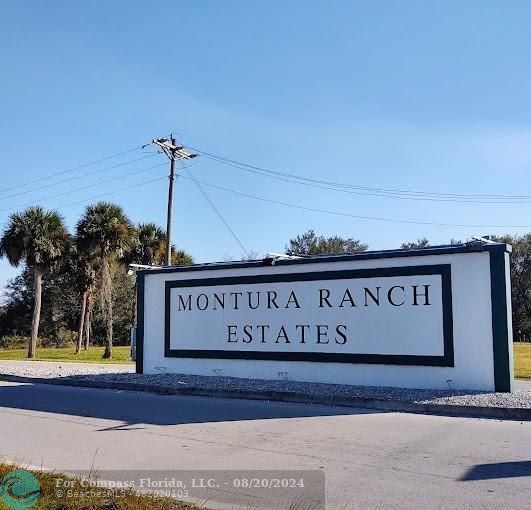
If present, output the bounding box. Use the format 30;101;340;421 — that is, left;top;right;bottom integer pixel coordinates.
1;1;530;288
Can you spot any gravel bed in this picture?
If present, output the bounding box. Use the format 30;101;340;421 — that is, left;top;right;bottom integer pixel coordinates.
0;360;133;378
0;360;529;410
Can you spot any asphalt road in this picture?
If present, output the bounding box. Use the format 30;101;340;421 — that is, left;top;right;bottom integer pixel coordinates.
0;381;530;509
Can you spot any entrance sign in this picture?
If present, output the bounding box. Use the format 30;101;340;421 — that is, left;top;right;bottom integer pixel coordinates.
165;266;453;366
136;243;514;392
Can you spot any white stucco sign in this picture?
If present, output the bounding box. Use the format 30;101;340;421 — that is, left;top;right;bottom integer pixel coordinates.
137;243;513;392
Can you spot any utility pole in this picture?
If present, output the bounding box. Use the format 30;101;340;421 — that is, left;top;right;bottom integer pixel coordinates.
152;136;197;266
165;135;177;267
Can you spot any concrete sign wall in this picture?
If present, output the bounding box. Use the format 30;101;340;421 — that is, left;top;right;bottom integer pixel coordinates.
136;243;514;392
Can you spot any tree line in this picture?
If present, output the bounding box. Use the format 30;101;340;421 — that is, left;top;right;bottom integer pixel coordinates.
0;203;192;358
0;212;529;359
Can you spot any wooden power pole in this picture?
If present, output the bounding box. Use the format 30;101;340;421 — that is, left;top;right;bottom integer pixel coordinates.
165;135;177;267
152;136;197;266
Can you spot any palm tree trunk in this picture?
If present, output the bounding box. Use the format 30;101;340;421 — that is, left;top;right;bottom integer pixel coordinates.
29;266;43;358
102;256;113;358
83;290;92;350
76;290;88;354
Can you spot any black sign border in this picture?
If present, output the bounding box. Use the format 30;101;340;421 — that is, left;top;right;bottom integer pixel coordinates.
162;264;454;367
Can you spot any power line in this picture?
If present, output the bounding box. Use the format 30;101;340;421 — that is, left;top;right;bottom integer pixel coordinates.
54;160;196;212
199;153;531;204
0;144;148;195
192;147;531;200
188;146;531;203
179;161;251;257
0;159;197;223
177;174;531;229
0;175;168;228
0;153;160;202
0;162;167;213
50;175;168;211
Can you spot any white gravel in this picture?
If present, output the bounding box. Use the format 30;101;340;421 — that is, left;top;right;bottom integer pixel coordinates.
0;360;134;377
0;360;530;410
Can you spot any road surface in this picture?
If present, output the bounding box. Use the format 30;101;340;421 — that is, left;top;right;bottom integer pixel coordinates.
0;380;530;509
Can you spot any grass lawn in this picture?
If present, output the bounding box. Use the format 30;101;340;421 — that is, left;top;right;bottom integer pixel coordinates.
0;343;530;377
0;345;133;364
0;463;200;510
514;342;531;380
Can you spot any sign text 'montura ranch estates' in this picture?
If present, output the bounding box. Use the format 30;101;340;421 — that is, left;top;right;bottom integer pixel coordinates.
173;283;432;346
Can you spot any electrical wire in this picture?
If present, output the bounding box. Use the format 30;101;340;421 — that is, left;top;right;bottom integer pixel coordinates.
0;162;167;213
198;153;531;204
50;175;168;211
0;175;168;227
177;174;531;229
0;153;160;202
179;161;251;257
187;146;531;203
0;144;148;195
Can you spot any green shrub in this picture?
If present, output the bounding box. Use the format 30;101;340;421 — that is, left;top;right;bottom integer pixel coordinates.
0;335;28;349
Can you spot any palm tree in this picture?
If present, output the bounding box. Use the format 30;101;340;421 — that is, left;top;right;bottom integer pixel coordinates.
76;202;132;358
0;207;69;358
83;286;96;350
82;256;99;351
67;243;98;354
128;223;194;266
129;223;166;266
126;223;193;328
124;223;165;331
168;248;194;266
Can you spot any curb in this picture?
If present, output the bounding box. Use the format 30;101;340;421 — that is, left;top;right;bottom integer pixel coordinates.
1;374;530;421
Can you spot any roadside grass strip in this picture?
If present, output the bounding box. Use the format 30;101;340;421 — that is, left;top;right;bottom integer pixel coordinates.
514;343;531;380
0;464;202;510
0;346;133;364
